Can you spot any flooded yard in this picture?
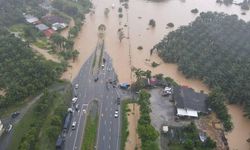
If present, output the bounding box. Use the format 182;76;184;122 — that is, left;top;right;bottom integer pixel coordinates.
61;0;250;149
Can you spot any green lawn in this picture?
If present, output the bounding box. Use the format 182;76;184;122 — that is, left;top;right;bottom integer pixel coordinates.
82;100;99;150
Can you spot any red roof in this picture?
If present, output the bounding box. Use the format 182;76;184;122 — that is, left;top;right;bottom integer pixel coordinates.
43;29;55;37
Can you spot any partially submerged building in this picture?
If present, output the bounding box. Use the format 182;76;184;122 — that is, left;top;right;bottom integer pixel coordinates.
173;86;208;118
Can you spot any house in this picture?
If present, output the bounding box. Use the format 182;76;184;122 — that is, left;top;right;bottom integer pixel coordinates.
42;15;66;25
43;29;55;38
173;86;208;118
0;120;4;136
35;24;49;31
24;14;39;24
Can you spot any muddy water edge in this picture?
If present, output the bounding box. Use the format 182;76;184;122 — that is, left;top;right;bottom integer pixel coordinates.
64;0;250;149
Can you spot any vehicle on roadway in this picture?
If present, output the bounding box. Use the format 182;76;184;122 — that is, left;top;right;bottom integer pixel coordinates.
117;97;121;105
67;108;74;113
75;84;79;89
75;104;79;111
72;97;78;103
94;76;99;82
72;121;77;130
63;113;73;132
11;112;20;118
7;124;12;132
56;135;64;150
114;110;119;118
119;83;130;89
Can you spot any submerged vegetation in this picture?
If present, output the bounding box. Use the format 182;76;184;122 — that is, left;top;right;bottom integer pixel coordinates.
156;12;250;122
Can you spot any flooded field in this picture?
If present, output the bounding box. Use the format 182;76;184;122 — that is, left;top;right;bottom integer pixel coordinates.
62;0;250;149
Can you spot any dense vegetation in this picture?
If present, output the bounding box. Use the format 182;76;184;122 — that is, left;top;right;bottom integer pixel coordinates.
137;90;159;150
0;0;46;27
52;0;91;38
207;88;233;131
0;29;65;109
165;122;216;150
11;85;71;150
156;12;250;119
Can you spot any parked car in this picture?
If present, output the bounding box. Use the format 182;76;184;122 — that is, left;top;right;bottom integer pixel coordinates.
67;108;74;113
11;112;20;118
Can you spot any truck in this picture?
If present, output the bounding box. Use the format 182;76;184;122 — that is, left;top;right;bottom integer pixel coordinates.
63;112;73;132
56;135;64;150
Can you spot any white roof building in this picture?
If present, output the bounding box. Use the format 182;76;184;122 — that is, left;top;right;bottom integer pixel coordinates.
24;14;39;23
35;24;49;31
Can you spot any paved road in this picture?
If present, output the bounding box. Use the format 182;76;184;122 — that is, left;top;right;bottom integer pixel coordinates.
64;51;125;150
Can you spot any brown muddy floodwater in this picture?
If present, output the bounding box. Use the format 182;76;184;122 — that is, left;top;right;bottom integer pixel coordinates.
61;0;250;149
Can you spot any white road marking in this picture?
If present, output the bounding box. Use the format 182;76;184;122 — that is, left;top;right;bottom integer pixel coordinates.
110;121;112;125
104;120;106;125
109;128;111;132
70;131;72;137
103;136;105;140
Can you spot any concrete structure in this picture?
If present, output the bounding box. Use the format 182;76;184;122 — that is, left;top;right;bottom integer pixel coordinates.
24;14;39;24
52;23;67;31
35;24;49;31
173;86;208;118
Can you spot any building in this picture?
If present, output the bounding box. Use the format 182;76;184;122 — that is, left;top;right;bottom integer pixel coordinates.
173;86;208;118
35;24;49;31
43;29;55;38
24;14;39;24
0;120;4;136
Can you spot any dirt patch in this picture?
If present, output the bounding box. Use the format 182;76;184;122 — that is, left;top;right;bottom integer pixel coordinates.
196;113;228;150
0;90;6;96
31;45;60;63
125;103;141;150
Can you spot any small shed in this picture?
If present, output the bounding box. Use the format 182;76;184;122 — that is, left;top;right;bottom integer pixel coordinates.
35;24;49;31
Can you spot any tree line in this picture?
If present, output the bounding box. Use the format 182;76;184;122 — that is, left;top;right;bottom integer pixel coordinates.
156;12;250;120
0;29;65;109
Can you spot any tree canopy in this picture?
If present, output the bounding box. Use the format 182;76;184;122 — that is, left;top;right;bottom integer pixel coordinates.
156;12;250;118
0;29;64;108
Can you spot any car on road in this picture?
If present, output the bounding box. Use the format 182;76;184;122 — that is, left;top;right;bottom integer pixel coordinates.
94;76;99;82
11;112;20;118
72;97;78;103
75;104;79;111
117;97;121;105
75;84;79;89
7;124;12;132
72;121;77;130
119;83;130;89
114;110;119;118
68;108;74;113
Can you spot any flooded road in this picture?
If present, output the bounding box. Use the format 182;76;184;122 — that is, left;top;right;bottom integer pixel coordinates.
61;0;250;149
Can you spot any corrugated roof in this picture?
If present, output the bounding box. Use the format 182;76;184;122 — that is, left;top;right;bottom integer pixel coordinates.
174;86;208;113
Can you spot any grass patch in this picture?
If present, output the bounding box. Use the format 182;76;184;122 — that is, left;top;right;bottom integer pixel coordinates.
98;42;104;67
120;99;136;150
82;100;99;150
33;38;51;49
9;24;27;32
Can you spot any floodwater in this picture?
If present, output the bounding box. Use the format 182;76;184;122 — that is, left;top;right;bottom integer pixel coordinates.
62;0;250;149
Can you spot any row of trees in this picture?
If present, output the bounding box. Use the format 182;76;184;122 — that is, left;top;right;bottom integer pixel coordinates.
18;90;68;150
137;90;159;150
0;29;65;108
156;12;250;119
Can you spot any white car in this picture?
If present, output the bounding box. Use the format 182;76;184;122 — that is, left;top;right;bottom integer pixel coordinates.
75;84;79;89
7;124;12;132
67;108;74;113
114;110;119;118
72;97;78;103
72;121;77;130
